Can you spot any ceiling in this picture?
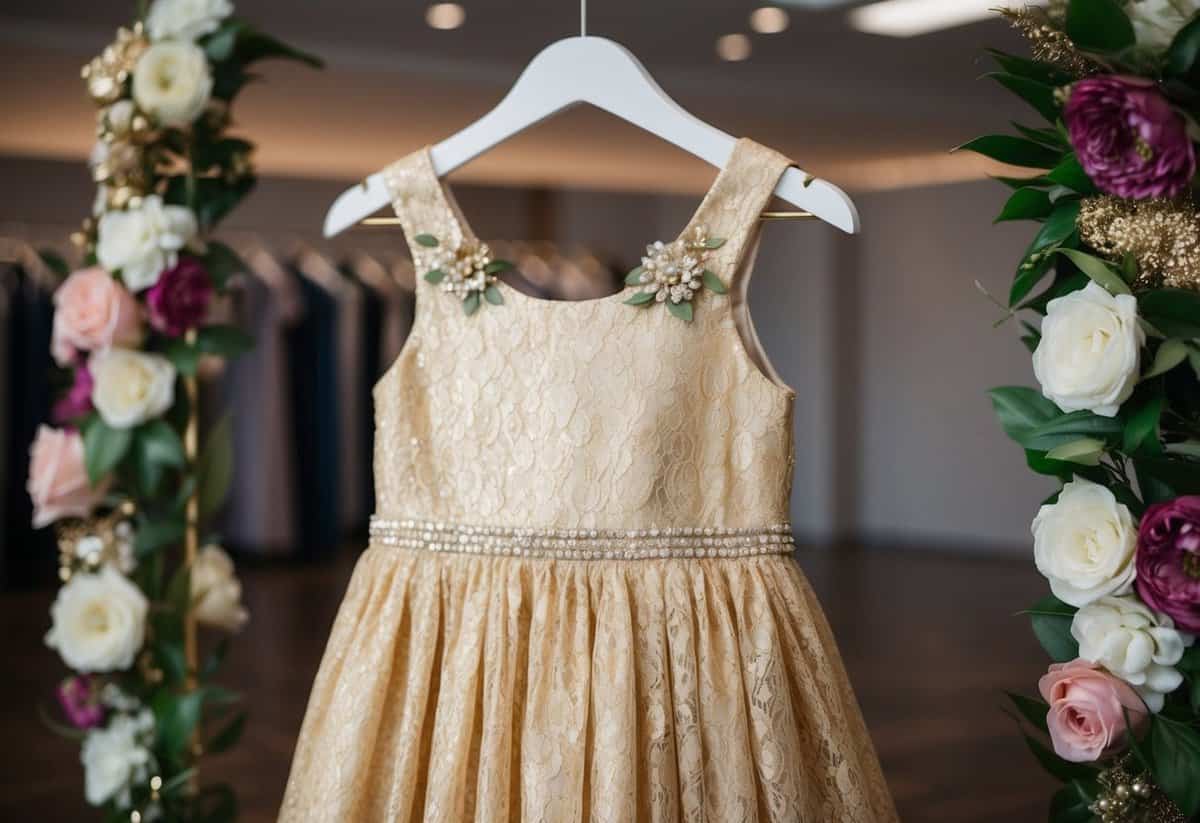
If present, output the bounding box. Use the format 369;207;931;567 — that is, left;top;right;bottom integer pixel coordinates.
0;0;1032;193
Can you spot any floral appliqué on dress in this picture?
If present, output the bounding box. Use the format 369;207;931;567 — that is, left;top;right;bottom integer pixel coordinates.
624;226;727;322
416;233;513;316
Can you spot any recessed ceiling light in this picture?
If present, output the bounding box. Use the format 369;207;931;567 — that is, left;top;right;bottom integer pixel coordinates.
426;2;466;30
750;7;791;34
716;33;752;62
849;0;1045;37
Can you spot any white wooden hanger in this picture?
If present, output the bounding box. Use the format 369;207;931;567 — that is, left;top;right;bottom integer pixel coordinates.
323;3;860;237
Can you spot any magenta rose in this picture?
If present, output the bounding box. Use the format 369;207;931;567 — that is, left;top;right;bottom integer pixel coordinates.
145;257;213;337
52;364;94;424
1136;496;1200;633
55;675;105;729
1039;659;1148;763
1065;76;1196;200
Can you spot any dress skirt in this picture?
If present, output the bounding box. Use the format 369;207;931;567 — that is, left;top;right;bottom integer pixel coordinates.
278;547;898;823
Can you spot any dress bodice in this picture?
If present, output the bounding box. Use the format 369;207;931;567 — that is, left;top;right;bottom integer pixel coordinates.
373;139;797;531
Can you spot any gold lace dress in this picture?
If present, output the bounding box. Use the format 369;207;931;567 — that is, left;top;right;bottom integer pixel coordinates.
279;139;898;823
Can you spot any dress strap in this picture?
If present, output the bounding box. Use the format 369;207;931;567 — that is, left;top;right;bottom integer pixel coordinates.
381;147;478;263
680;138;793;290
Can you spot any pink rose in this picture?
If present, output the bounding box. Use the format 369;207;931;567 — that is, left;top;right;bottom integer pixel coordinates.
51;267;142;366
1039;659;1149;763
26;426;109;528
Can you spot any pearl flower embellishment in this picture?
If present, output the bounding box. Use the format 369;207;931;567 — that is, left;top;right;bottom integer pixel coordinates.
416;233;513;316
623;226;727;322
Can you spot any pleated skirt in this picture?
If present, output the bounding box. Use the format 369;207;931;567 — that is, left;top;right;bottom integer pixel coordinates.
278;546;898;823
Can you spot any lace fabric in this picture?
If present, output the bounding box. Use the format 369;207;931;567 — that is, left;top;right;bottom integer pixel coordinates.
279;139;899;822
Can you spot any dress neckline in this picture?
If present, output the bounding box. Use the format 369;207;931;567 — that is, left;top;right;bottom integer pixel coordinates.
418;139;757;309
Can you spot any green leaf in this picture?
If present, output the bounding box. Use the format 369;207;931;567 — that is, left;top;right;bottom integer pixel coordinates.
704;237;726;249
423;269;446;284
196;325;253;358
987;49;1074;86
988;387;1062;442
1012;122;1067;149
197;413;234;518
1046;437;1106;465
1020;411;1124;452
624;265;646;286
1066;0;1136;53
83;417;132;485
1008;200;1082;305
1139;289;1200;339
1134;456;1200;499
1166;13;1200;82
667;300;693;323
1018;269;1088;315
1022;729;1097;782
414;234;439;248
1181;646;1200;674
484;284;503;305
134;516;185;557
1123;381;1164;454
155;640;189;686
37;248;69;278
995;187;1053;223
956;135;1062;169
206;710;246;755
137;419;186;468
1053;249;1130;295
166;561;192;617
1145;339;1190;380
202;242;246;291
1023;595;1079;662
1045;156;1097;194
1005;691;1050;735
1149;716;1200;816
463;291;480;316
987;73;1061;123
624;291;655;306
200;636;231;680
701;269;727;295
163;338;201;377
153;689;205;763
1049;780;1099;823
484;259;513;274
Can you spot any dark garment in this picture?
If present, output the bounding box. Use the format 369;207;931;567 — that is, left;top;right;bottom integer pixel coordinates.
286;270;342;560
3;266;56;590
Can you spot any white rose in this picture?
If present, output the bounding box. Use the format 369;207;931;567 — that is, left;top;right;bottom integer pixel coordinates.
146;0;234;42
191;544;249;632
1033;282;1144;418
45;566;149;673
1032;478;1137;607
81;710;155;806
1128;0;1200;53
96;195;198;291
132;40;213;127
90;348;177;429
1071;594;1193;713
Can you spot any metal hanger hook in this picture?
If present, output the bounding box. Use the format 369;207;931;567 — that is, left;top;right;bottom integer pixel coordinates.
580;0;587;37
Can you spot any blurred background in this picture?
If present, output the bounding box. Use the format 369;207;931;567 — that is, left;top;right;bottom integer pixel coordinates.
1;1;1063;820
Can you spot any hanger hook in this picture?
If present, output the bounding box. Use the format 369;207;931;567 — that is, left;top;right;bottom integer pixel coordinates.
580;0;587;37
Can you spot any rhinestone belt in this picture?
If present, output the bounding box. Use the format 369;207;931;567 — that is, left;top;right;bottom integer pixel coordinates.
369;516;795;560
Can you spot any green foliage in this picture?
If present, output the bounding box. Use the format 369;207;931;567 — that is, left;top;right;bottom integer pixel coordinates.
83;415;133;484
956;135;1064;169
1147;716;1200;815
197;413;234;518
1065;0;1136;54
1022;595;1080;662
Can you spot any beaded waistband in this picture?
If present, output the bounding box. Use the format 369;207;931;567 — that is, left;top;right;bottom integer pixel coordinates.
369;516;795;560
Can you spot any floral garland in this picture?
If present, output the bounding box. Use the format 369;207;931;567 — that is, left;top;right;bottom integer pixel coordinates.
27;1;318;820
966;1;1200;821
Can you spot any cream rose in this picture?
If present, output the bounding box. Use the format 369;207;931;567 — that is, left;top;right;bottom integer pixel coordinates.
191;545;249;632
51;267;143;366
90;348;177;429
45;566;148;673
1033;282;1143;418
96;195;198;291
27;426;109;528
1128;0;1200;53
81;710;155;806
1071;594;1191;713
132;40;212;128
146;0;234;42
1032;478;1138;607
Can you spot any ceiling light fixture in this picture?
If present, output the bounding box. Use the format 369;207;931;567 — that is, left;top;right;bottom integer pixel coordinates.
849;0;1046;37
425;2;466;30
716;33;753;62
750;7;791;34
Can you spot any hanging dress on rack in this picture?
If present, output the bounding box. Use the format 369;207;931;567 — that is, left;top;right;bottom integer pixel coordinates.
280;139;897;823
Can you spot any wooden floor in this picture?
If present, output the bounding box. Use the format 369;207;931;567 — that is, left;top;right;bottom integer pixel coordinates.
0;544;1058;822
